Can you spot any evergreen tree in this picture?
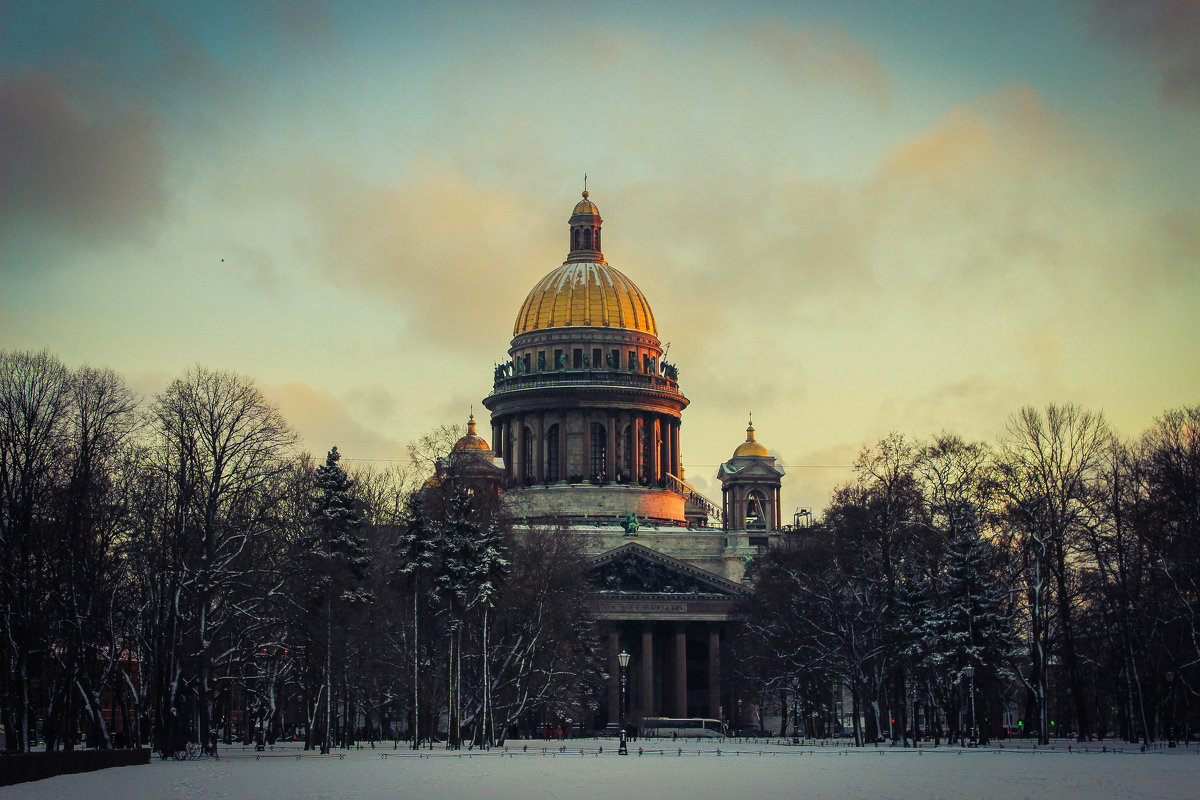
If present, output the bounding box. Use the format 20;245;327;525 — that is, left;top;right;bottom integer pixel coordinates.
393;491;441;749
472;516;509;747
932;503;1016;744
301;446;369;753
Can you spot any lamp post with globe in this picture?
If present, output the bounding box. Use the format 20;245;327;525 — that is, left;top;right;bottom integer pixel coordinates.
618;650;631;755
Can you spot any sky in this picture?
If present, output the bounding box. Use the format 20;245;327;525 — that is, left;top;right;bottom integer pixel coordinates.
2;0;1198;516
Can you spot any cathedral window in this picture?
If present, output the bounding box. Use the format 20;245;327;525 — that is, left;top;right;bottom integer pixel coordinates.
522;427;535;484
573;229;580;250
537;351;546;371
590;423;607;481
573;349;583;369
592;348;601;369
583;228;592;249
594;229;600;250
619;425;633;482
545;425;559;482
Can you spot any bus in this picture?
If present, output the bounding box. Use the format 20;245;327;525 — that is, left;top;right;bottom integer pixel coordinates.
640;718;729;738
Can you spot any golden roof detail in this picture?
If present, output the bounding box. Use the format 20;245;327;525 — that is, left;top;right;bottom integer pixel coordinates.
572;190;600;217
733;419;769;458
513;261;657;336
453;413;490;451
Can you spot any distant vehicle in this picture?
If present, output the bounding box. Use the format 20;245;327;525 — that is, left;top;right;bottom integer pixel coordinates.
641;718;729;738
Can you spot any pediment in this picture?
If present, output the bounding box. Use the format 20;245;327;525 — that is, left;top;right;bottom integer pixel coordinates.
589;542;748;597
718;459;785;480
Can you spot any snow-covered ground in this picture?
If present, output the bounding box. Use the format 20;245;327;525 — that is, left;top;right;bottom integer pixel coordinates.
7;738;1198;800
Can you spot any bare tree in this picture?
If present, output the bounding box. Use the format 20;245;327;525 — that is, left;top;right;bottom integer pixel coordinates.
146;365;297;755
996;403;1111;743
0;350;71;752
44;366;139;750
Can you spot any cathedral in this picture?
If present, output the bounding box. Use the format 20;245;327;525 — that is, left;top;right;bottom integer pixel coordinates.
456;190;788;731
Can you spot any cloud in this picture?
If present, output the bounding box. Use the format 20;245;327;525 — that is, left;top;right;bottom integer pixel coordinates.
1088;0;1200;109
739;20;890;112
264;381;406;462
0;71;165;248
292;161;557;349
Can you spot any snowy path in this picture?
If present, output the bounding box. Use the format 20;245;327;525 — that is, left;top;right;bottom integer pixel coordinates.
7;740;1198;800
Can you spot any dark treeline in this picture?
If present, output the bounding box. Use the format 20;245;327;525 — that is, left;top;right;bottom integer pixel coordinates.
0;350;601;755
737;404;1200;746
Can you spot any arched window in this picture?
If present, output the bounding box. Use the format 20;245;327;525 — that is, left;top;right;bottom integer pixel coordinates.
545;425;559;482
594;228;601;250
590;422;606;482
746;489;768;529
583;228;592;249
573;229;580;250
522;427;535;483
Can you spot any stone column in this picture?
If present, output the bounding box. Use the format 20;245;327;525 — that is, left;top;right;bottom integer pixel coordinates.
535;413;544;483
662;419;672;482
651;417;662;485
582;412;591;481
707;626;721;720
559;413;568;482
633;416;644;482
607;413;617;482
608;629;620;725
670;421;681;479
516;414;526;483
673;626;687;717
641;626;655;719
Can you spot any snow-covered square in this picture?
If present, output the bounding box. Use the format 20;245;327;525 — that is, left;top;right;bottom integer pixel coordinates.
6;739;1198;800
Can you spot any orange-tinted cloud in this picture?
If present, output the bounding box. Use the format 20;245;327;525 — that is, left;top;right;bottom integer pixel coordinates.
0;71;165;248
264;381;406;462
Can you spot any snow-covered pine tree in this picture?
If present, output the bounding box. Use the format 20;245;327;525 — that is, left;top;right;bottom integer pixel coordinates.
393;491;441;749
303;446;370;754
931;501;1016;745
435;482;481;749
892;561;937;744
472;517;509;747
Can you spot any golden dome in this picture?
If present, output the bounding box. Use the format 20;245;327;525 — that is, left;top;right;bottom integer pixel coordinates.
572;190;600;217
733;419;769;458
453;413;490;452
513;261;657;336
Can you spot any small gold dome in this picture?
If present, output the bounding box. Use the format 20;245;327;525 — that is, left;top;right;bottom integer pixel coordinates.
513;261;657;336
453;413;490;452
733;420;769;458
572;190;600;217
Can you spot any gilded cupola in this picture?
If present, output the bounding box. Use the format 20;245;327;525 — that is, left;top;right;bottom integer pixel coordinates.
511;191;658;336
732;418;770;458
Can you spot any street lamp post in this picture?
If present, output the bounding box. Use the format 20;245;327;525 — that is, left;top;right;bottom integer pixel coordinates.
617;650;631;755
963;666;977;746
